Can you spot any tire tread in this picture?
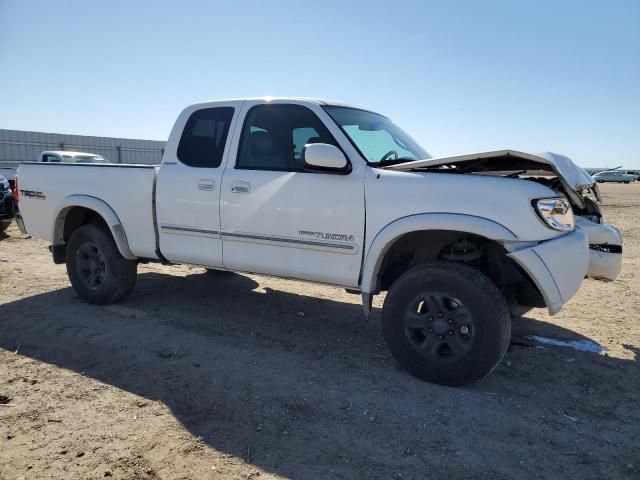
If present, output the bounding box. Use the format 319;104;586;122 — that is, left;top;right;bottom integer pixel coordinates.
66;223;137;305
381;261;510;386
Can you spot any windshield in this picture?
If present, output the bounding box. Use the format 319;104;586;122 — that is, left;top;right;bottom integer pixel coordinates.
324;106;430;165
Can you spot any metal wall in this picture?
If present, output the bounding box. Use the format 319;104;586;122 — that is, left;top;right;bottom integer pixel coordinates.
0;129;166;175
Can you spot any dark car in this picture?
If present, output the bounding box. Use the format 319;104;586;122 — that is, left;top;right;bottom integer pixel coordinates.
0;174;17;233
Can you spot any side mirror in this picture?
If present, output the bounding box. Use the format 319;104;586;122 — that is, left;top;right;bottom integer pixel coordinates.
303;143;349;173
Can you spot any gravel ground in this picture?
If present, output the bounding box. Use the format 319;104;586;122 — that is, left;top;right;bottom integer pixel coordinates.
1;183;638;480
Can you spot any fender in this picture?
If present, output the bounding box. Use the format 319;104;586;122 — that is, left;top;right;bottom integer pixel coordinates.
359;213;518;310
51;195;137;260
508;229;589;315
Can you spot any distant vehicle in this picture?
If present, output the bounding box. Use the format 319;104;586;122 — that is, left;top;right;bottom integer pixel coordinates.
0;174;17;233
38;151;110;164
592;170;636;183
622;171;640;181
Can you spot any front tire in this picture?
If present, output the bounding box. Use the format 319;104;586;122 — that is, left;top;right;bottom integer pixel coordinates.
381;262;510;386
66;224;137;305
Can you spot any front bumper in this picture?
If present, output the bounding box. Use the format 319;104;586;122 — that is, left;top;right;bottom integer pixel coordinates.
575;217;622;282
508;229;590;315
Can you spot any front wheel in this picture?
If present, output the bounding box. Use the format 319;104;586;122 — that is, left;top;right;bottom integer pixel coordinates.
381;262;511;386
66;223;137;304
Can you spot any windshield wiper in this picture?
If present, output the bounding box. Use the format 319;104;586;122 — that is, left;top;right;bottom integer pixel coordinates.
376;157;417;167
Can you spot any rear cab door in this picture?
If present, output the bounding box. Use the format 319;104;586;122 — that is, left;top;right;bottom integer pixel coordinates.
155;100;243;266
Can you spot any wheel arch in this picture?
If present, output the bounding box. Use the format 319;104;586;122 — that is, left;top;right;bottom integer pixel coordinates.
360;213;519;295
52;195;136;261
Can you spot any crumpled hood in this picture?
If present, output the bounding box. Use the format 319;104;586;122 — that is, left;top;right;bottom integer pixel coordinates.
383;149;597;205
530;151;595;189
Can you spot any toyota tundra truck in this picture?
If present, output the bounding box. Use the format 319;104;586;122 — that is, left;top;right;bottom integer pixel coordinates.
16;97;623;386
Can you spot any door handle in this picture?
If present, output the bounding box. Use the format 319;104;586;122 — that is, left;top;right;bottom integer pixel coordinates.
231;181;251;193
198;178;215;191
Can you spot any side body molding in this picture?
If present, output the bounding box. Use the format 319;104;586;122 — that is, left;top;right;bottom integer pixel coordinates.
359;213;518;296
52;195;137;260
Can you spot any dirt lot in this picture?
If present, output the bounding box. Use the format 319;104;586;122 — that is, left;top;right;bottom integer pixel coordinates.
1;183;638;480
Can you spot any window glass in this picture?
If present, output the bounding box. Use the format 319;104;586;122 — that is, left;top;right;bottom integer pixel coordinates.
324;106;429;165
178;107;234;168
343;126;417;161
43;154;60;163
293;127;320;160
237;104;337;171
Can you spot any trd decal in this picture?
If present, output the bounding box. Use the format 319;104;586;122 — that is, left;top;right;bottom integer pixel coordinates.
20;190;46;200
298;230;354;242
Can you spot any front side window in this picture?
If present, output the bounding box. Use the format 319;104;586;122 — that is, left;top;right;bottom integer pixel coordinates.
324;106;429;166
236;104;338;171
178;107;234;168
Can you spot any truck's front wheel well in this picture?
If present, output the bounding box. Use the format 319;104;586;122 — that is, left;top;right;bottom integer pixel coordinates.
52;207;110;263
376;230;545;316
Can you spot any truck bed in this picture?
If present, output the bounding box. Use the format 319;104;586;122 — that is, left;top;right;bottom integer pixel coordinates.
17;163;159;258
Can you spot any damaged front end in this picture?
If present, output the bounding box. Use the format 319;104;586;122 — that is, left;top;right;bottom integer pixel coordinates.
385;150;622;282
575;216;622;281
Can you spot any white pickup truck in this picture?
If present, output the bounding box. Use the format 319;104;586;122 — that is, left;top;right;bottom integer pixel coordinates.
16;97;622;386
37;151;110;164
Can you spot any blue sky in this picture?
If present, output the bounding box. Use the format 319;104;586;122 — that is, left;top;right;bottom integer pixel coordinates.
1;0;638;168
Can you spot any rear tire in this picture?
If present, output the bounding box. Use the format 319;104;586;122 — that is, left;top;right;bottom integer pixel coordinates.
381;262;510;386
0;220;10;233
66;223;137;305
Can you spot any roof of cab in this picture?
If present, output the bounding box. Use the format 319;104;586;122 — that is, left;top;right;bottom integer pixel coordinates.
41;151;103;157
186;96;364;110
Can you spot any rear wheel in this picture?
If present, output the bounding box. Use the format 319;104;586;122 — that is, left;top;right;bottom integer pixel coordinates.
381;262;510;386
66;223;137;304
0;220;10;233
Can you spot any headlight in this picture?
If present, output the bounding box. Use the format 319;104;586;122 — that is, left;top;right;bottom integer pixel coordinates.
534;197;574;231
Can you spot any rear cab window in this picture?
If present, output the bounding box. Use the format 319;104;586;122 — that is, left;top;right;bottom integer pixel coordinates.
178;107;235;168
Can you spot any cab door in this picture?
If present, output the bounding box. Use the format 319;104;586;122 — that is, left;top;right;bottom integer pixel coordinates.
156;102;241;266
219;101;365;287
